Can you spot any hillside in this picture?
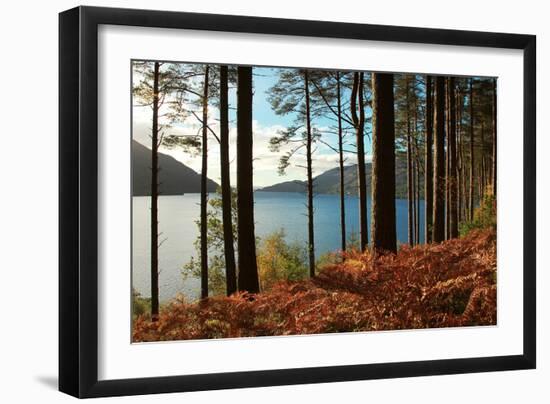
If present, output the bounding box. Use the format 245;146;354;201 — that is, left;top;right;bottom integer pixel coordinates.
260;179;309;193
132;140;218;196
133;229;496;341
258;155;421;200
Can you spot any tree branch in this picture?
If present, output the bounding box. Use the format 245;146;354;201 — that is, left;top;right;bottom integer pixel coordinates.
190;110;221;143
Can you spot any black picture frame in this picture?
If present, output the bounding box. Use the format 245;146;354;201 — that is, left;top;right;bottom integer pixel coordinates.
59;5;536;398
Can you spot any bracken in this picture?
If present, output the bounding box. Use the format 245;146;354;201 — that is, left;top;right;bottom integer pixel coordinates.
133;229;496;342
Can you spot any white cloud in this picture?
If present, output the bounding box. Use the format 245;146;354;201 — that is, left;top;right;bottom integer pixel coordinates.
133;112;369;188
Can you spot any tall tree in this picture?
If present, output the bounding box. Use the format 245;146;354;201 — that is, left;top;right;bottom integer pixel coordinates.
336;72;347;252
132;61;178;319
309;72;355;252
412;90;421;244
268;68;320;276
351;72;368;251
414;139;421;244
468;78;475;221
448;77;458;238
200;65;210;299
163;64;240;296
492;78;497;196
150;62;160;319
236;66;260;293
425;75;434;243
395;75;424;245
219;65;237;295
304;70;315;276
445;80;451;240
405;76;414;245
480;121;486;194
432;76;446;243
371;73;396;253
456;82;464;223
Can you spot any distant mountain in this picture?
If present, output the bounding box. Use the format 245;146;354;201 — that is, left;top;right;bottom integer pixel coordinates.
132;140;218;196
260;180;308;193
257;156;420;200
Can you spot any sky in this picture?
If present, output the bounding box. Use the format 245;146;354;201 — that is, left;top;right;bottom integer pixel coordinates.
132;65;372;188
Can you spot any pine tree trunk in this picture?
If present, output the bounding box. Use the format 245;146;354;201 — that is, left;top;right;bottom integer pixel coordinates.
459;88;468;223
351;72;368;251
304;70;316;277
236;66;260;293
415;153;420;244
219;65;237;296
432;76;446;243
361;75;368;248
412;157;417;245
492;78;497;196
424;76;433;243
200;66;210;299
481;121;486;195
462;149;468;221
448;77;458;238
406;77;414;246
371;73;396;253
479;166;484;199
455;90;464;223
445;79;451;240
413;102;420;245
150;62;160;320
336;72;346;252
469;79;475;221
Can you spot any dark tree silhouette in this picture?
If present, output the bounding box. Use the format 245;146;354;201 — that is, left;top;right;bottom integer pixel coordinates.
492;78;497;196
405;76;414;246
425;75;433;243
200;65;210;299
448;77;458;238
150;62;160;319
336;72;347;252
236;66;260;293
456;82;465;223
351;72;368;251
219;65;237;295
304;70;315;276
132;61;180;319
413;90;421;245
468;78;475;221
371;73;396;253
432;76;446;242
445;81;451;240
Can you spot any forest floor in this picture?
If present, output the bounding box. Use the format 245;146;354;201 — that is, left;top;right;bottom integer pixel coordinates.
132;229;497;342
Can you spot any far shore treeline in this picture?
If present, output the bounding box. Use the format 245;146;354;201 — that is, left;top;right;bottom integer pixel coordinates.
132;61;497;323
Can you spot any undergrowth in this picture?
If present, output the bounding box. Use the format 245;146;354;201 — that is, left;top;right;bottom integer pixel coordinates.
133;229;496;342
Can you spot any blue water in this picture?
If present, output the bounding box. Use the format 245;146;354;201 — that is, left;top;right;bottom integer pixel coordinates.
132;192;425;302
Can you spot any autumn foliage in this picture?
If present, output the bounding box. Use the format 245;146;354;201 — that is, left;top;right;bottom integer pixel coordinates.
133;229;496;342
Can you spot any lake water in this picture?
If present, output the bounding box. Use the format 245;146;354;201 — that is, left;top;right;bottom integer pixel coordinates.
132;192;425;302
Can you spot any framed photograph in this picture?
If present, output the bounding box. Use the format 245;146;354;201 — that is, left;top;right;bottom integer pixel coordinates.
59;6;536;398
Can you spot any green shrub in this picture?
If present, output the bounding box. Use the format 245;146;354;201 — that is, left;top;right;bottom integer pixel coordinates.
317;251;342;268
132;289;151;319
459;192;496;237
182;188;238;297
257;229;308;291
346;232;361;251
183;188;311;296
